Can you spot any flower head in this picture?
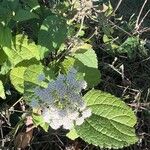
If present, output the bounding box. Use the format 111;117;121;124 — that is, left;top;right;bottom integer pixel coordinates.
30;68;91;130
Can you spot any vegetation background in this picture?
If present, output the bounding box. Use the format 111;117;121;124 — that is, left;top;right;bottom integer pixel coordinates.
0;0;150;149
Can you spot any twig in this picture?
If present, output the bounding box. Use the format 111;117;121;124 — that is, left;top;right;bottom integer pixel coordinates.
139;27;150;33
85;27;98;42
108;20;132;36
54;134;64;147
135;0;148;30
116;85;140;93
112;0;123;15
134;9;150;35
75;15;85;37
0;127;4;147
145;88;150;102
138;9;150;29
128;103;150;109
9;97;23;111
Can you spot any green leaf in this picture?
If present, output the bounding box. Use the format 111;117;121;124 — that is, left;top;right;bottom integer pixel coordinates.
67;128;79;140
32;113;49;132
75;90;138;149
24;63;55;99
105;1;113;16
62;44;101;87
0;61;12;75
13;9;39;21
0;80;6;99
0;5;12;23
74;44;98;68
10;62;49;93
0;48;8;65
26;0;39;9
10;66;26;93
3;34;40;66
24;64;46;86
117;37;139;58
103;34;112;43
7;0;19;11
0;24;12;47
38;14;67;56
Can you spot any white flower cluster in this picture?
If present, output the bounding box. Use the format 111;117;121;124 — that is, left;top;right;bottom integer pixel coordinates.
29;68;91;130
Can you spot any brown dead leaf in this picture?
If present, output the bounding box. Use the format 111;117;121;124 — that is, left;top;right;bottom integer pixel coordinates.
25;116;33;126
99;4;108;12
14;129;33;149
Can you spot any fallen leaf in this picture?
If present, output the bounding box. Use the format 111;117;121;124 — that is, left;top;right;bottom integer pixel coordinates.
14;129;33;149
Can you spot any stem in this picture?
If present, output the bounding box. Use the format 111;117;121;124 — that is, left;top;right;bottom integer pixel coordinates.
135;0;148;30
75;15;85;37
113;0;123;15
108;20;132;36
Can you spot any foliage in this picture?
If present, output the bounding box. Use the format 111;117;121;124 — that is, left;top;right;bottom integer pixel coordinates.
1;0;149;149
75;90;138;149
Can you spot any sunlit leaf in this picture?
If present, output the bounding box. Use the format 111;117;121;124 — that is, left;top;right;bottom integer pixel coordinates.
0;80;6;99
38;14;67;57
3;34;40;66
62;44;101;87
32;113;49;132
75;90;138;149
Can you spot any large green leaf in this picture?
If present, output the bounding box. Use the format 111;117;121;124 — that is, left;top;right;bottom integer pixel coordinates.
3;34;40;66
13;9;39;21
0;25;12;47
24;64;55;102
10;59;39;93
10;63;48;93
0;5;12;23
75;90;138;149
24;64;46;87
0;48;8;65
10;66;27;93
73;44;98;68
0;61;12;75
62;44;101;87
38;14;67;56
25;0;40;12
0;80;6;99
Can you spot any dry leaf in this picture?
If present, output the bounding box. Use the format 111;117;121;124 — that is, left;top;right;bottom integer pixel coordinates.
25;116;33;126
99;4;108;12
14;129;33;149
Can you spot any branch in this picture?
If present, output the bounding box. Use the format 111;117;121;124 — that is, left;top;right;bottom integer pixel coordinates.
135;0;148;30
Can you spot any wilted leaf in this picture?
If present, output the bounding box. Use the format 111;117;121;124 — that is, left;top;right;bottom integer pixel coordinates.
14;129;33;149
